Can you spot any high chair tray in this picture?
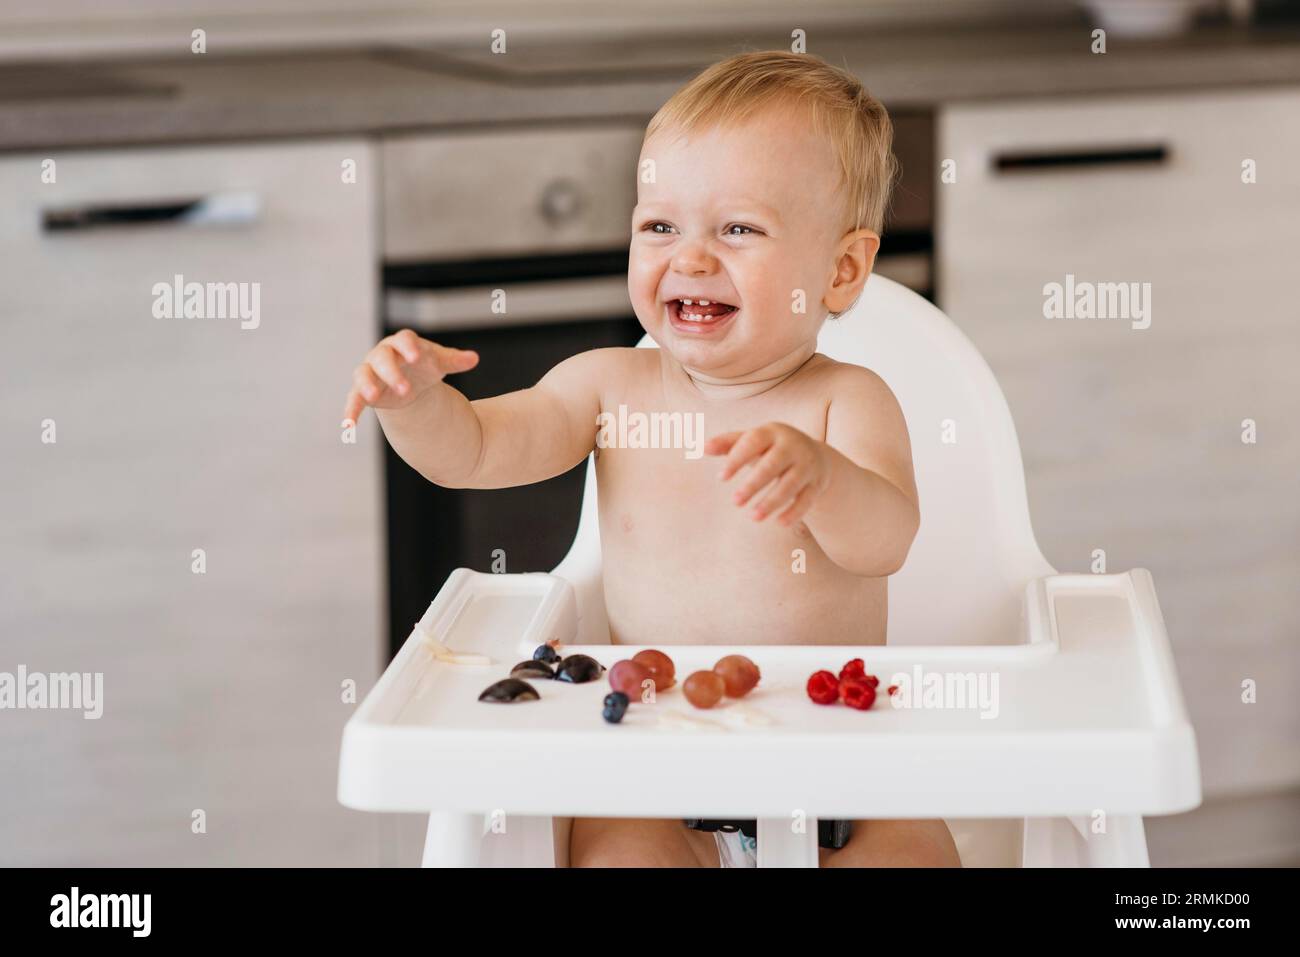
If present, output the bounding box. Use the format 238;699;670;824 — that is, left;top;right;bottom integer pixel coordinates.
338;569;1201;819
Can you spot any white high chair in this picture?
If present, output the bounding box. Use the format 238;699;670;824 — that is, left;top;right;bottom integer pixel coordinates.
338;275;1201;867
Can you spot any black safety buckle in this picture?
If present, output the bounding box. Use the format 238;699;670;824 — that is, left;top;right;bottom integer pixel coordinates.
684;818;852;849
683;818;757;839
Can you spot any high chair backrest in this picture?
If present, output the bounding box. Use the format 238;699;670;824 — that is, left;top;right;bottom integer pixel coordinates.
552;274;1055;646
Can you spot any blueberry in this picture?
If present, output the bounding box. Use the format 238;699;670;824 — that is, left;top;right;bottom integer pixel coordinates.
533;644;560;664
602;691;629;723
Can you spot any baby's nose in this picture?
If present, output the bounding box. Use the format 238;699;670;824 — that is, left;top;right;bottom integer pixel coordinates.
671;243;718;274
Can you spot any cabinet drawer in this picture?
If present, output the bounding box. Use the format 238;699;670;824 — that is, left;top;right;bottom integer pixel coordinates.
0;139;384;864
939;87;1300;361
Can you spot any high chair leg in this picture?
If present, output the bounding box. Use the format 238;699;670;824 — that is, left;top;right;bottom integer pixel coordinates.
421;812;483;867
1021;815;1150;867
756;817;820;867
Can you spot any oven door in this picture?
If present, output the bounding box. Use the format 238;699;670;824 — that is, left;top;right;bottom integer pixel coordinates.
382;265;643;658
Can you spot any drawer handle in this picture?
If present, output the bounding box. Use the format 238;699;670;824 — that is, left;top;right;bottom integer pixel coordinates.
992;144;1169;173
42;190;261;233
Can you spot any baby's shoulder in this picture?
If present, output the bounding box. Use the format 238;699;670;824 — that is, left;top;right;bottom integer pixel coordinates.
806;356;909;441
544;346;656;407
573;345;660;385
543;346;647;384
568;345;654;371
804;354;897;404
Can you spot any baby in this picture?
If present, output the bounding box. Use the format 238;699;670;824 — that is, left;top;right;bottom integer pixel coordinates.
343;51;959;868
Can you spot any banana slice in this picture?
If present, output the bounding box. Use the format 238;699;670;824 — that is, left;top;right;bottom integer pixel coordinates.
417;625;493;666
652;709;723;731
719;703;777;728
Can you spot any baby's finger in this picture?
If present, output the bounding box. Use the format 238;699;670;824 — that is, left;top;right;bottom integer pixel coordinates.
704;431;744;457
430;342;480;376
387;329;424;364
732;449;789;506
367;345;411;396
749;467;804;520
342;390;366;428
352;363;384;403
717;428;774;482
775;485;817;526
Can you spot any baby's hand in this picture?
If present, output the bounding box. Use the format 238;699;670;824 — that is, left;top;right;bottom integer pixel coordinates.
705;423;831;525
343;329;478;426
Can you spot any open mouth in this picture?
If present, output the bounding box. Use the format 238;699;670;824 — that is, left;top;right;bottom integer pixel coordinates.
667;298;739;330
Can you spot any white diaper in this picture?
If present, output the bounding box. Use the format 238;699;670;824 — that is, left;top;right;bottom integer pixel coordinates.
714;828;758;867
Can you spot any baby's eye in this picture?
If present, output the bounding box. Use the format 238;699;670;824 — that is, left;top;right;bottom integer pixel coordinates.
642;222;676;235
725;224;757;236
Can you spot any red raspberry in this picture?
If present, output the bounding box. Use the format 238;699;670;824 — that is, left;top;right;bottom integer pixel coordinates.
806;670;840;705
840;677;877;710
864;675;880;689
887;684;899;696
839;658;866;682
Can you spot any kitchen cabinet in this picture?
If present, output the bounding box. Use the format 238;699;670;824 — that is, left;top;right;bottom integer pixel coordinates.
0;139;384;864
938;87;1300;805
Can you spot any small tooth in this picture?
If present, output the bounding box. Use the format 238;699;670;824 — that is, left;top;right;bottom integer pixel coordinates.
699;299;711;305
682;299;694;305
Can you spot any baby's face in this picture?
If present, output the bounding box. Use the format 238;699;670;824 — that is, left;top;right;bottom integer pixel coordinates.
629;105;852;378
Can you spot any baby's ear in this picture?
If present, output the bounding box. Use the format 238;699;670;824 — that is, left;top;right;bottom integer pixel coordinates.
825;229;878;314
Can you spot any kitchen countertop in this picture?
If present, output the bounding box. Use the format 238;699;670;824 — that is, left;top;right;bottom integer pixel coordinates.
3;21;1300;152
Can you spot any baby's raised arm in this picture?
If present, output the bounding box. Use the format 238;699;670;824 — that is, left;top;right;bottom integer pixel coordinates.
343;329;605;489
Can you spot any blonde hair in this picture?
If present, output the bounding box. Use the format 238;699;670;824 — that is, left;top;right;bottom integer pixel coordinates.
645;50;898;236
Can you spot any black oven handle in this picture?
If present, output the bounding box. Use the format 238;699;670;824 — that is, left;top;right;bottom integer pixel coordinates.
386;275;632;332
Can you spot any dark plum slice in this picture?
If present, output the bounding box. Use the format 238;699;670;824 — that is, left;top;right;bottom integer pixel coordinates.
511;660;555;680
554;654;605;684
478;678;540;703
